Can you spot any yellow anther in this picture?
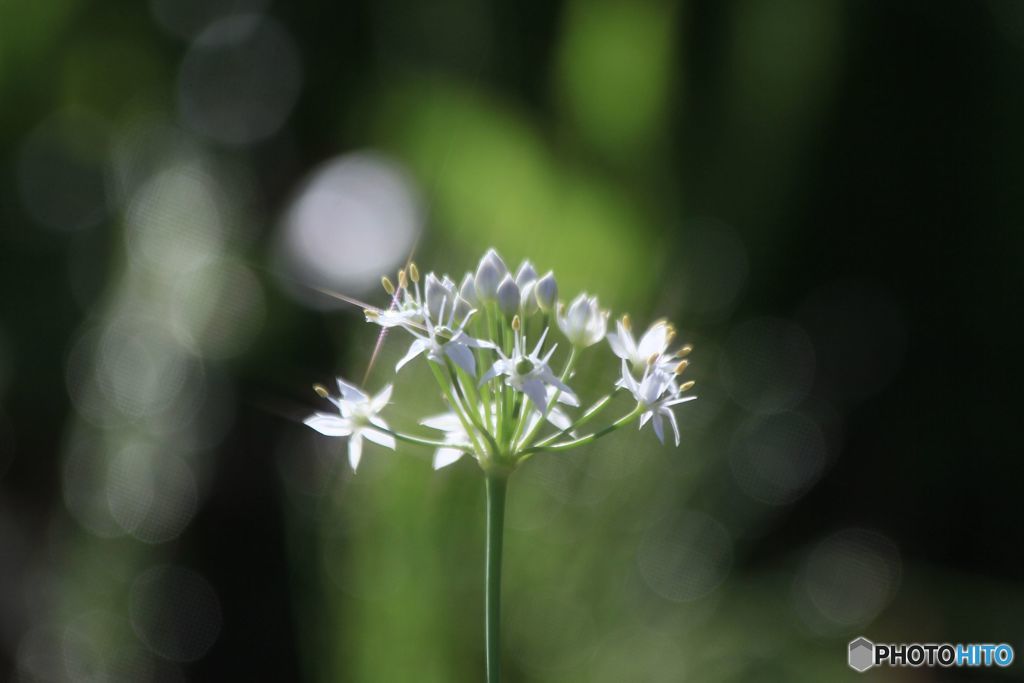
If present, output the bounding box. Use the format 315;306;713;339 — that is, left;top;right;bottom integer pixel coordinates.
674;359;689;375
677;344;693;358
511;315;521;331
398;269;408;289
408;262;420;282
647;353;659;366
679;380;695;392
313;383;330;398
381;276;395;295
622;314;631;331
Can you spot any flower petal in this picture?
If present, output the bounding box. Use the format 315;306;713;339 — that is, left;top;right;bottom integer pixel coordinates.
336;378;368;403
362;428;396;450
520;378;549;411
663;407;681;447
651;412;665;444
433;447;465;469
348;435;363;471
444;342;477;377
371;384;393;412
395;339;428;372
304;413;353;437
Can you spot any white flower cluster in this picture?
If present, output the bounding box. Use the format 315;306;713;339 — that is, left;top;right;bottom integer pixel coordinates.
305;248;696;472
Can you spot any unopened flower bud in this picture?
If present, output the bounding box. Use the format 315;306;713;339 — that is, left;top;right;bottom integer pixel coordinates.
424;273;447;319
496;274;520;316
475;248;507;301
556;293;608;348
534;271;557;312
515;260;537;289
459;272;478;307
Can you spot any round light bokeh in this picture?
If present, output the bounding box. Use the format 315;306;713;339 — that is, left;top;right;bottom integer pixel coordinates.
677;218;750;322
277;151;423;304
178;14;302;146
17;109;111;231
720;316;816;414
130;565;222;662
106;444;199;544
794;528;901;633
729;411;828;506
637;510;733;602
150;0;271;40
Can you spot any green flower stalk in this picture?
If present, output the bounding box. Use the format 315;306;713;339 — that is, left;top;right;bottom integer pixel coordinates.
304;248;697;682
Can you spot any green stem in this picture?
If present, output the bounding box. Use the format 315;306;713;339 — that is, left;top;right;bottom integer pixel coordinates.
371;425;451;449
485;474;507;683
521;404;643;455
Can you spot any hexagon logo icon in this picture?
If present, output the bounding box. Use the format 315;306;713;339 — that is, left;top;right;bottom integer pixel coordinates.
848;637;875;672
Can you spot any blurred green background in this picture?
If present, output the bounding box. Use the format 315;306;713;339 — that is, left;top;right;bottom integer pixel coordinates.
2;0;1023;680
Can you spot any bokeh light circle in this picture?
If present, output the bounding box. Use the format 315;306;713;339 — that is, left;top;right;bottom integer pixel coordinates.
17;109;111;231
729;411;828;505
720;316;816;414
130;565;222;662
277;151;423;302
178;14;302;145
637;511;733;602
794;528;901;632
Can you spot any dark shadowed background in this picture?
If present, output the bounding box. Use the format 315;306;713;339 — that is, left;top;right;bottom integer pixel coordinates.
1;0;1023;680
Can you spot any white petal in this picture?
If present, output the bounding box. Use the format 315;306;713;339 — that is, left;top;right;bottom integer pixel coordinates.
639;411;652;428
444;342;477;377
304;413;353;437
336;378;367;403
637;322;669;359
362;428;396;450
521;378;549;411
371;384;393;412
433;447;465;469
480;361;503;385
396;339;428;372
348;435;363;470
663;407;680;447
546;406;572;431
651;413;665;444
420;412;463;432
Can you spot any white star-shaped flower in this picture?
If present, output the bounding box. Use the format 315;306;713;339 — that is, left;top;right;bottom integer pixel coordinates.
304;378;396;470
617;361;696;446
607;318;673;371
481;329;578;412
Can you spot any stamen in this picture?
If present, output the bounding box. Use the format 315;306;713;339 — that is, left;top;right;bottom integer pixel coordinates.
674;360;689;374
365;309;379;320
313;383;330;398
381;276;395;295
409;262;420;283
398;269;408;289
622;314;631;331
511;315;521;331
665;329;676;346
647;353;659;366
677;344;693;357
679;380;695;392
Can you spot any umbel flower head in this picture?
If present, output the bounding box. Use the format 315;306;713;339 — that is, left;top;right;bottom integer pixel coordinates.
304;248;696;473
